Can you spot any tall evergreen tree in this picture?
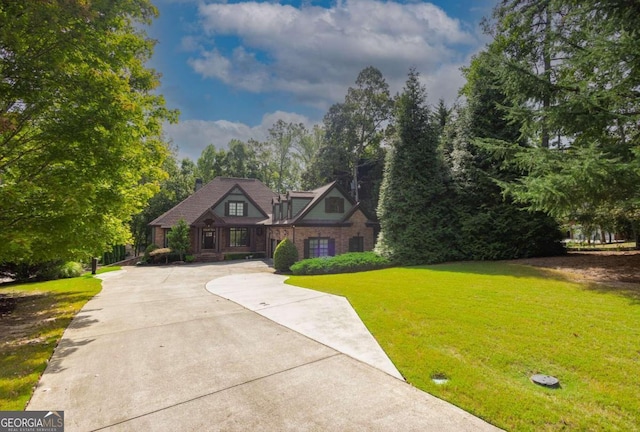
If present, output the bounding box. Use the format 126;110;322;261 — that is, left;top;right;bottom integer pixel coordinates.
444;51;565;260
377;69;460;264
483;0;640;245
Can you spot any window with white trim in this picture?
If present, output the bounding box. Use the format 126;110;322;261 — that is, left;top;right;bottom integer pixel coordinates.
228;201;245;216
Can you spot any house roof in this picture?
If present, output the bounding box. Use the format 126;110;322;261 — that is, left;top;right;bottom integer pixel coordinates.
149;177;277;228
288;191;316;198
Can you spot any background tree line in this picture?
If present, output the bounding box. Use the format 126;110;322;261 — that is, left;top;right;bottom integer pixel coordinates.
377;0;640;263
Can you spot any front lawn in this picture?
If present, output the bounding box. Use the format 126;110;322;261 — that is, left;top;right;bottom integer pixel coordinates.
287;263;640;431
0;270;109;410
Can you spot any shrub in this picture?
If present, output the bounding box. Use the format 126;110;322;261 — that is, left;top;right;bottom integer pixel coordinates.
0;260;84;281
0;262;53;282
142;244;160;263
290;252;390;275
167;218;191;261
185;255;195;263
273;238;298;272
148;247;172;264
57;261;83;279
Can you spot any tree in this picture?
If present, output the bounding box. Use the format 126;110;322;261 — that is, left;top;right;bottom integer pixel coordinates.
377;69;459;264
224;139;259;179
166;218;191;261
196;144;227;183
442;50;565;260
247;138;276;189
295;125;324;170
302;107;352;190
267;120;306;192
0;0;175;263
432;98;451;138
323;66;392;202
482;0;640;245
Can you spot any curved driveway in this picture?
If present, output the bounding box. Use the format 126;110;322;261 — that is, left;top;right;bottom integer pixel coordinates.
28;261;500;431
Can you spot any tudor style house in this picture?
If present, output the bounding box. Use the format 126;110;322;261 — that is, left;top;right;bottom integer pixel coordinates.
148;177;377;261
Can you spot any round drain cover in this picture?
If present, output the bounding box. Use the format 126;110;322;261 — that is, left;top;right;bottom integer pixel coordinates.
531;374;559;388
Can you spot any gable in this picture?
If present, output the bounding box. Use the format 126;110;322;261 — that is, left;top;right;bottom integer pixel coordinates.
300;187;353;222
213;187;266;218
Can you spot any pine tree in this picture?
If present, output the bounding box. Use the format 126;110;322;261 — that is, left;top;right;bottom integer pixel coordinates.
377;69;460;265
444;51;565;260
483;0;640;246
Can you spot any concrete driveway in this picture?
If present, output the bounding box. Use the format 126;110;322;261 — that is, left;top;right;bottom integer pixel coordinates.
28;261;500;431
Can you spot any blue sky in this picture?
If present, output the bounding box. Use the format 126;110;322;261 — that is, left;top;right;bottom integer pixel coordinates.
147;0;497;161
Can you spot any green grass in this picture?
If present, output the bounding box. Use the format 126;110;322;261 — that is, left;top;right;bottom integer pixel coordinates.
287;262;640;431
0;274;102;410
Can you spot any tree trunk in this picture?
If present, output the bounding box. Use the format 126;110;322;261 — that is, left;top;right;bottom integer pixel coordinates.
541;6;552;149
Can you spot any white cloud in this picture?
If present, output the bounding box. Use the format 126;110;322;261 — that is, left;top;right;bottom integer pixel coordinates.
188;0;480;106
165;111;316;161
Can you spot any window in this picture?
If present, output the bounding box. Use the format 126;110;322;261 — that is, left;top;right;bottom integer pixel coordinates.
226;201;247;216
229;228;249;247
309;238;329;258
325;197;344;213
305;237;335;258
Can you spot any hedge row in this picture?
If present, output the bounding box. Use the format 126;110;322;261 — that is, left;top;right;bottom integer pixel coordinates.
290;252;390;275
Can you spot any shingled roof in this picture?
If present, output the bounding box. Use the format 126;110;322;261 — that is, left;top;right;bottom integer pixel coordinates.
149;177;277;228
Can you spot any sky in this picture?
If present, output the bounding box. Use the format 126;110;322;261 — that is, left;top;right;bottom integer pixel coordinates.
146;0;498;161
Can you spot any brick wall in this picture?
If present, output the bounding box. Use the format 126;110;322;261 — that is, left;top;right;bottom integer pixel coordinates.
190;228;198;253
268;209;376;259
153;227;165;248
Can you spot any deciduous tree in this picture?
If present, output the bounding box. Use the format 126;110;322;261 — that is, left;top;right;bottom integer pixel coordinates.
323;66;392;202
267;120;306;193
0;0;176;263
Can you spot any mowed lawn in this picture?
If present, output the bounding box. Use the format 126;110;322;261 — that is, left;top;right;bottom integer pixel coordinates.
0;270;113;410
287;263;640;431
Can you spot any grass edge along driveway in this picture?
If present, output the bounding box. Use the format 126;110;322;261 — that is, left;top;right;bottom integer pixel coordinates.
287;262;640;431
0;268;117;410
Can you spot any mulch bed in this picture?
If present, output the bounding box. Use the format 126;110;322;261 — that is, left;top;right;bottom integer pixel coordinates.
515;250;640;285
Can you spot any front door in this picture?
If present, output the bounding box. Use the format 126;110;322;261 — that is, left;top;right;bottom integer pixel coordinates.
203;229;215;250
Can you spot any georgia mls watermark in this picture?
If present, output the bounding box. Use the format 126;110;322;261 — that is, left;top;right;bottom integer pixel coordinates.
0;411;64;432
